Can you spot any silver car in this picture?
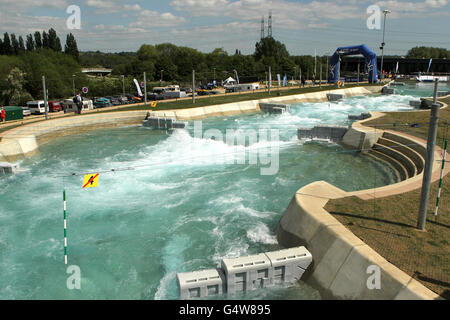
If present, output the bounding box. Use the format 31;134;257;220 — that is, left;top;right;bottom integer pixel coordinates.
21;107;31;116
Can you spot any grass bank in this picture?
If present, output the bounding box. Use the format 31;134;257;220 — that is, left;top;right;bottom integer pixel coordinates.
325;96;450;299
100;83;382;112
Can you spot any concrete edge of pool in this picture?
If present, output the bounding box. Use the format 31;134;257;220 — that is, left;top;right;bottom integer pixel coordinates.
276;97;450;300
0;85;381;162
1;85;448;300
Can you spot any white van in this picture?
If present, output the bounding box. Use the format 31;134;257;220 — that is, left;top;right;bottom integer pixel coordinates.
63;99;94;113
26;100;46;114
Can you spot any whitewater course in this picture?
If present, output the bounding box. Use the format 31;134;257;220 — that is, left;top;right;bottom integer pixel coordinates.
0;83;449;299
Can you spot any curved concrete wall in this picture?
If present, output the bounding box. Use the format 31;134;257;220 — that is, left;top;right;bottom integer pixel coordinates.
276;181;441;300
276;104;450;299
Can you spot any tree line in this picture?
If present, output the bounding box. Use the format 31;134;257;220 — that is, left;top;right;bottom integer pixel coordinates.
80;37;325;84
0;29;79;62
0;26;448;106
406;46;450;59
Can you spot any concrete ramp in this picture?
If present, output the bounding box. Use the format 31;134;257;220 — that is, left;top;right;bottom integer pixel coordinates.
297;125;349;143
142;112;186;129
259;103;290;114
0;162;18;174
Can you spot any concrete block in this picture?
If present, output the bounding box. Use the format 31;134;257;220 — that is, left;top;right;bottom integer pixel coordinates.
0;161;18;174
297;125;348;143
409;100;421;108
381;87;395;95
326;93;344;101
259;103;290;114
142;117;186;130
264;247;312;285
348;113;371;121
221;253;272;293
177;268;226;300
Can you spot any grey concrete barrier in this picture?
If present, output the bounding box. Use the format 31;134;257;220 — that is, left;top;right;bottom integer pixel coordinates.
297;125;349;143
259;103;290;114
177;246;312;299
177;268;226;300
0;161;18;174
326;93;344;102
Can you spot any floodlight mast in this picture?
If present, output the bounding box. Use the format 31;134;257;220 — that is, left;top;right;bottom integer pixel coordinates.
380;9;391;80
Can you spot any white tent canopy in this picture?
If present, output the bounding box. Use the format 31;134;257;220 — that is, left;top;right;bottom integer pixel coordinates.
223;77;236;84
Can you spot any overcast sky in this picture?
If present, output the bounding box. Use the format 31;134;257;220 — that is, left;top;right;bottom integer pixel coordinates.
0;0;449;56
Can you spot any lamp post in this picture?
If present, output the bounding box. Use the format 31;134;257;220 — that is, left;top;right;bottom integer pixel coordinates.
380;9;391;80
121;75;125;96
72;74;75;96
160;70;164;84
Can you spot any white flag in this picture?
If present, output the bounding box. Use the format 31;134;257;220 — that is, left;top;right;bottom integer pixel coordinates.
133;79;143;97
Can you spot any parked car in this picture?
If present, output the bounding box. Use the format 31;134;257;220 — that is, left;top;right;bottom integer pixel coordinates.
124;95;142;103
197;89;218;96
48;101;62;112
21;106;31;116
62;99;94;113
147;93;166;101
93;97;112;108
26;100;46;114
180;87;192;94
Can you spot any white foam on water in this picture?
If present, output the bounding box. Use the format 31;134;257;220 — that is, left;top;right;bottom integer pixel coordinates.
247;222;278;245
154;234;190;300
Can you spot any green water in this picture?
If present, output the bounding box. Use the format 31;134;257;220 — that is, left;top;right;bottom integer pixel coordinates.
0;83;446;299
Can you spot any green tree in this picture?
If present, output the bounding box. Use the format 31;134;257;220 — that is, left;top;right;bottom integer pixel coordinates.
1;67;33;105
155;55;177;81
10;34;19;55
34;31;42;49
406;46;450;59
26;34;35;51
137;44;159;61
2;33;13;55
42;31;49;49
64;33;79;61
254;37;290;63
18;36;25;54
48;28;62;51
21;49;81;100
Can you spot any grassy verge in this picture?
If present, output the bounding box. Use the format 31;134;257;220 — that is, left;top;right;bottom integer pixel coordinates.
325;96;450;299
97;83;382;112
363;96;450;148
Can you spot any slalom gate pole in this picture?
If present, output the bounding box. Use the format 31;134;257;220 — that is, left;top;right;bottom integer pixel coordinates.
434;139;448;216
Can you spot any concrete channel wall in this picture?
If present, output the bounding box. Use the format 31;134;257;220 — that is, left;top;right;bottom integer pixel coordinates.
276;99;449;300
0;85;381;162
275;181;442;300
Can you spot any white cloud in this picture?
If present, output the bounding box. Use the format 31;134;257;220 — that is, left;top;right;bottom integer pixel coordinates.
375;0;449;17
0;12;68;35
84;0;123;13
425;0;448;7
170;0;363;31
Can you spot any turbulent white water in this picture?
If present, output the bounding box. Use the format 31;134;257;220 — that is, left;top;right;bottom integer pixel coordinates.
0;83;445;299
